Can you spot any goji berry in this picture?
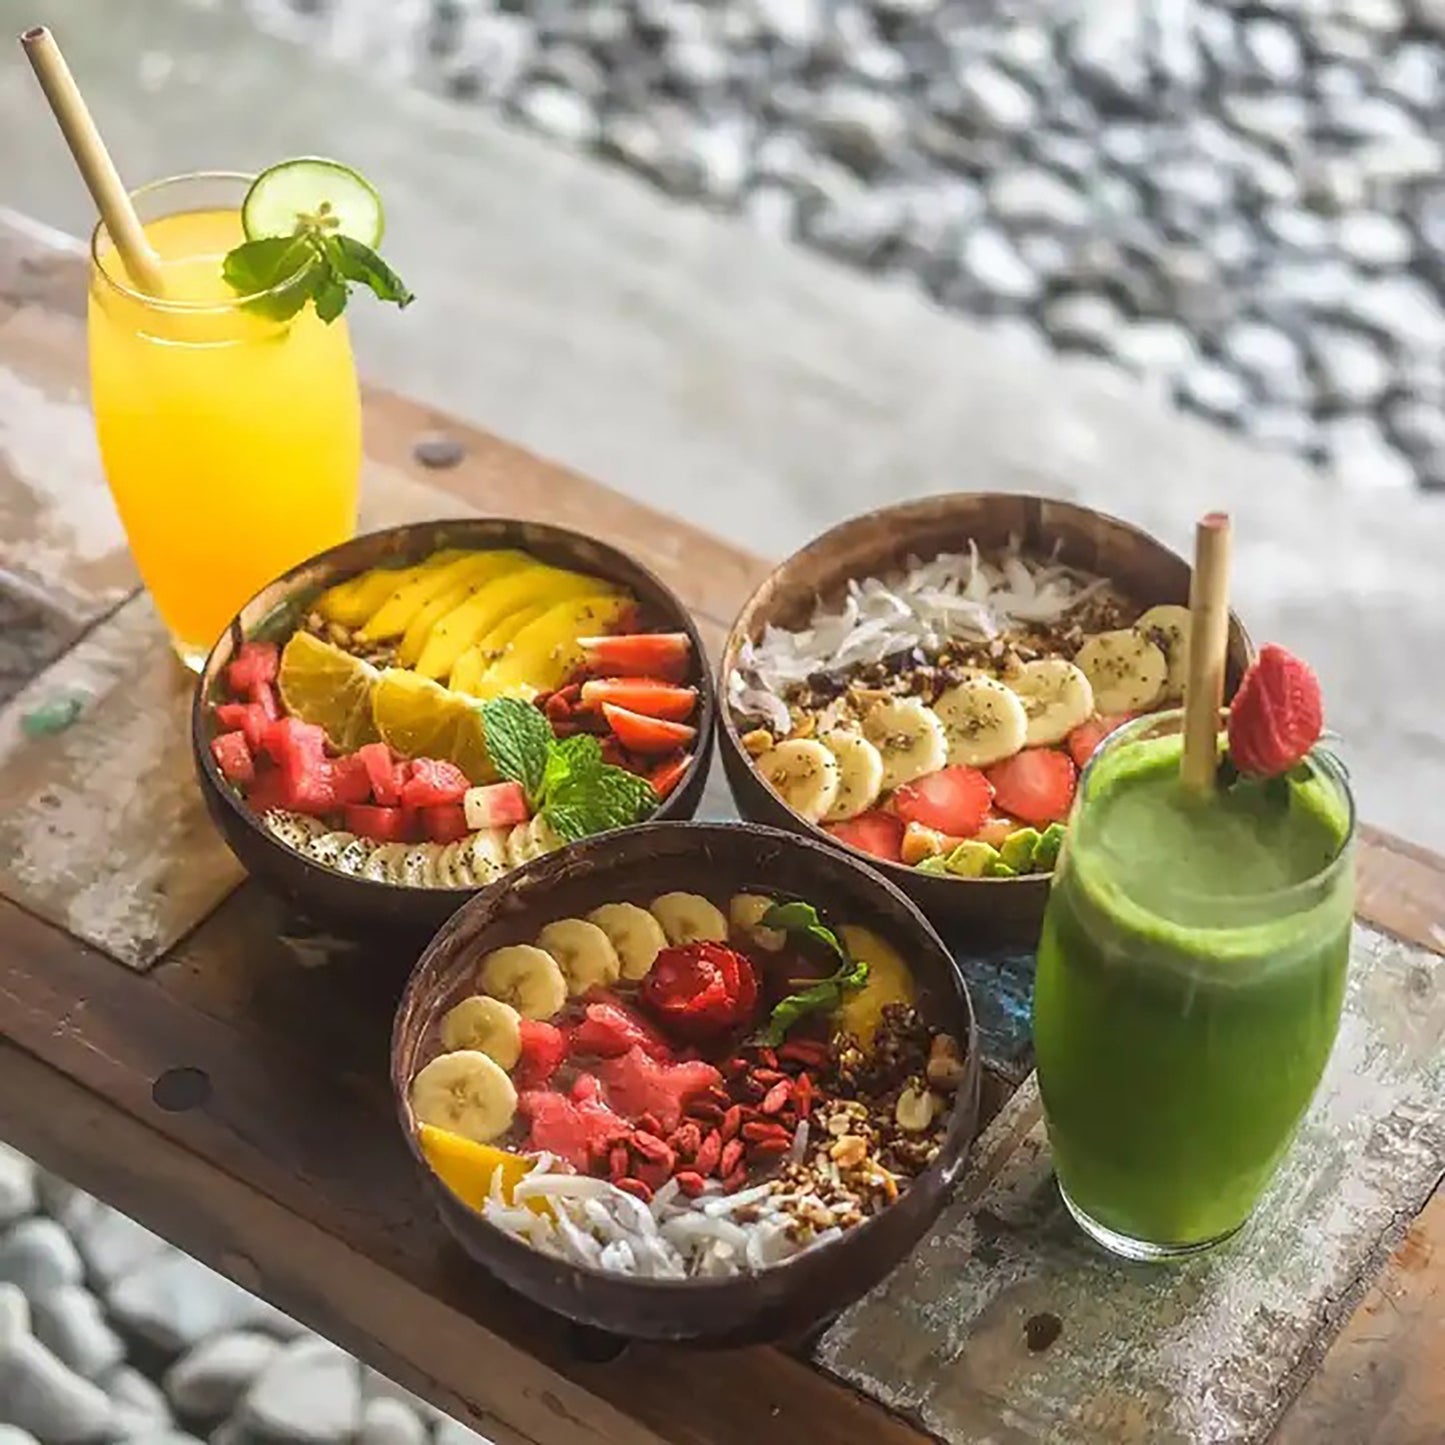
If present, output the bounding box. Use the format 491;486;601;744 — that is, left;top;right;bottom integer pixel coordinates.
630;1131;676;1173
779;1039;830;1068
721;1166;748;1193
742;1120;790;1143
704;1084;732;1108
670;1122;701;1159
720;1104;743;1142
759;1080;791;1115
722;1056;749;1078
750;1068;786;1086
674;1170;708;1198
720;1138;745;1177
616;1177;653;1203
694;1129;722;1176
794;1073;814;1119
747;1136;791;1158
689;1101;723;1123
634;1157;672;1192
756;1046;779;1070
636;1111;665;1137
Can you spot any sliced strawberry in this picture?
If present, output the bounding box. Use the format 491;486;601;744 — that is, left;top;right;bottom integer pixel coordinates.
1227;644;1324;777
825;809;906;864
226;640;279;694
215;702;269;754
355;742;401;804
514;1019;567;1091
400;757;470;809
648;751;692;801
1067;713;1136;770
422;804;470;844
344;804;409;844
570;1000;674;1061
579;678;697;722
986;749;1077;827
892;766;993;837
331;754;373;806
601;703;697;755
580;632;691;682
210;731;254;785
462;779;530;829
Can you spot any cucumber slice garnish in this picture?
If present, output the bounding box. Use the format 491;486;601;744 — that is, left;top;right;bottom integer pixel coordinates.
242;158;384;247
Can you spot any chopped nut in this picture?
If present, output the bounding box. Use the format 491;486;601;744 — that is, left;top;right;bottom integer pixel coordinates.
900;821;949;866
829;1135;868;1168
741;728;774;758
926;1033;968;1093
788;710;817;739
895;1084;936;1133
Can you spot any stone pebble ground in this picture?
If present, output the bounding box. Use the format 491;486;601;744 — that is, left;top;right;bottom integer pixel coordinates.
237;0;1445;492
0;1145;490;1445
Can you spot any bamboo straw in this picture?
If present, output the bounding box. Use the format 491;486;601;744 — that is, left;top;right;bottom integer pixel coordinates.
19;26;165;295
1179;511;1233;795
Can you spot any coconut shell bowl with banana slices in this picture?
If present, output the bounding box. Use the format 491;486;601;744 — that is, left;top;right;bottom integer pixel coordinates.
392;822;981;1345
192;518;715;935
721;494;1253;947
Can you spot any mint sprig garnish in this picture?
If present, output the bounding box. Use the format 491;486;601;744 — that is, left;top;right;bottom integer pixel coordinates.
222;228;413;324
478;697;657;842
752;901;869;1047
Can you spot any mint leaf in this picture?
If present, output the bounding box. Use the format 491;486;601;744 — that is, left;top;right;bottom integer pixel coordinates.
478;697;551;803
221;235;318;321
541;733;603;797
762;900;846;966
329;235;414;308
543;764;656;840
753;901;867;1044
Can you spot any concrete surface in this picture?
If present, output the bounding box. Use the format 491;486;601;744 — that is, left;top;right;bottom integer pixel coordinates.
1;0;1442;852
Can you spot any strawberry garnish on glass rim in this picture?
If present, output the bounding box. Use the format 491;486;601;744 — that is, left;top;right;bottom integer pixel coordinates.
1226;644;1324;778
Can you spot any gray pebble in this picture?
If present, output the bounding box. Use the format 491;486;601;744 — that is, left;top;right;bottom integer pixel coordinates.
1223;322;1311;405
811;87;906;174
1240;17;1303;85
513;84;598;146
0;1218;83;1298
954;63;1036;134
0;1428;38;1445
1336;212;1413;270
750;0;822;48
29;1287;123;1381
0;1285;29;1350
1355;134;1441;186
1114;320;1198;379
1312;327;1394;408
529;44;606;100
0;1333;114;1443
411;433;464;469
742;183;799;240
72;1206;166;1289
1260;206;1332;254
987;169;1088;230
358;1398;426;1445
1385;399;1445;469
164;1331;282;1420
1068;8;1149;105
808;191;904;266
240;1338;360;1445
956;226;1039;305
689;116;752;202
107;1255;299;1355
1041;292;1122;355
1222;94;1309;148
450;13;531;99
0;1148;35;1229
1382;41;1442;112
125;1434;203;1445
103;1365;172;1434
1241;407;1316;454
1177;361;1250;422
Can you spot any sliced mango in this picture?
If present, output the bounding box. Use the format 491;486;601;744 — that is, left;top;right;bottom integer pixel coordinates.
470;594;636;700
359;549;531;642
834;924;917;1048
314;563;425;627
415;566;618;682
397;554;538;666
417;1124;549;1217
448;603;549;695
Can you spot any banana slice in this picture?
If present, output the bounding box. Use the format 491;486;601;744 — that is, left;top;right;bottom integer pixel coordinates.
587;902;668;980
409;1050;517;1146
478;944;568;1020
333;835;377;877
931;678;1029;768
650;892;729;945
460;828;510;884
535;918;622;995
529;814;562;857
435;838;472;889
264;811;327;851
863;697;949;791
505;821;539;868
728;893;786;952
1075;629;1169;714
362;842;411;884
755;739;840;823
1134;604;1192;702
439;995;523;1068
1008;659;1095;747
399;843;443;889
819;731;885;823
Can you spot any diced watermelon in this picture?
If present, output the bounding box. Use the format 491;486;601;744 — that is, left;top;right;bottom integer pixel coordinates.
261;717;326;767
462;780;530;830
400;758;470;809
519;1090;630;1173
356;742;402;805
226;640;279;694
422;804;470;844
331;754;373;806
245;767;287;815
597;1046;723;1133
249;681;280;720
215;702;269;754
278;749;337;816
569;1000;674;1062
514;1020;567;1091
210;731;254;785
344;804;410;843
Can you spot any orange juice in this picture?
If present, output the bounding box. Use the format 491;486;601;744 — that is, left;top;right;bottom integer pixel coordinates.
88;174;361;668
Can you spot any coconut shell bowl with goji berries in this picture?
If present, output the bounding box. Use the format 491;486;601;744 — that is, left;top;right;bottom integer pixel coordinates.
391;821;980;1346
192;517;715;939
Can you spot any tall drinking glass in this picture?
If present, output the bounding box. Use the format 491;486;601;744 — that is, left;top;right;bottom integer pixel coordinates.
88;172;361;670
1033;711;1355;1261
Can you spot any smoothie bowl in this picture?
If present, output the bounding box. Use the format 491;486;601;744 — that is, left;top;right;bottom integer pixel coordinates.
721;494;1253;946
391;822;981;1344
193;519;714;934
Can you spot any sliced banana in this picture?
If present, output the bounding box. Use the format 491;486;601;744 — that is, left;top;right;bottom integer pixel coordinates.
435;838;472;889
587;902;668;980
1134;604;1192;702
755;739;840;823
819;731;885;823
306;831;355;870
439;995;523;1069
333;835;377;877
505;821;539;868
931;677;1029;768
478;944;568;1020
409;1050;517;1145
728;893;786;952
363;842;411;884
535;918;622;995
460;828;510;884
1008;658;1095;747
862;697;949;792
529;814;562;856
1075;629;1169;714
650;891;729;946
264;811;327;851
399;843;443;889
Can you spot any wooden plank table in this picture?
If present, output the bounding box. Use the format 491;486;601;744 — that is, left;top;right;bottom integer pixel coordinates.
0;208;1442;1445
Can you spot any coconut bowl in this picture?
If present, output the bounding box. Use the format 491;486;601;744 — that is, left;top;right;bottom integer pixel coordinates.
391;821;981;1346
193;518;715;938
719;494;1253;952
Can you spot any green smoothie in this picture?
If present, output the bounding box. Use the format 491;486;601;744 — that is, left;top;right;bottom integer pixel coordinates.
1033;721;1354;1255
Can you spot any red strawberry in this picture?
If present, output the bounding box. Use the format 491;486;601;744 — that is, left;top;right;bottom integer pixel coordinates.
1067;714;1137;770
1227;644;1323;777
648;752;692;801
579;678;698;722
580;632;691;681
514;1019;568;1090
825;810;906;864
601;703;697;754
892;766;993;837
986;749;1077;826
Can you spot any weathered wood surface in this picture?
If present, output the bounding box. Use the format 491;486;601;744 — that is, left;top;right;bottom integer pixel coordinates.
1;207;1443;1445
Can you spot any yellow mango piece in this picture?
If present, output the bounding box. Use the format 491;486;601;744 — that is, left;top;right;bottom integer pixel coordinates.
314;564;425;627
417;1124;549;1217
834;924;917;1048
398;555;539;666
358;549;531;643
448;603;549;695
415;566;617;682
471;594;636;700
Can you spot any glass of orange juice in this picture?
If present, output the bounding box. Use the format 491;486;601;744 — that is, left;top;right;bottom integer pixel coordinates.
88;171;362;671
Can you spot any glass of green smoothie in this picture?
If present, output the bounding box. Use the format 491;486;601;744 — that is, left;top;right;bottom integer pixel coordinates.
1033;709;1355;1261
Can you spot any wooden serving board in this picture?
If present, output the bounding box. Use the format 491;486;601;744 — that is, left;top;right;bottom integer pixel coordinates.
1;208;1443;1445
